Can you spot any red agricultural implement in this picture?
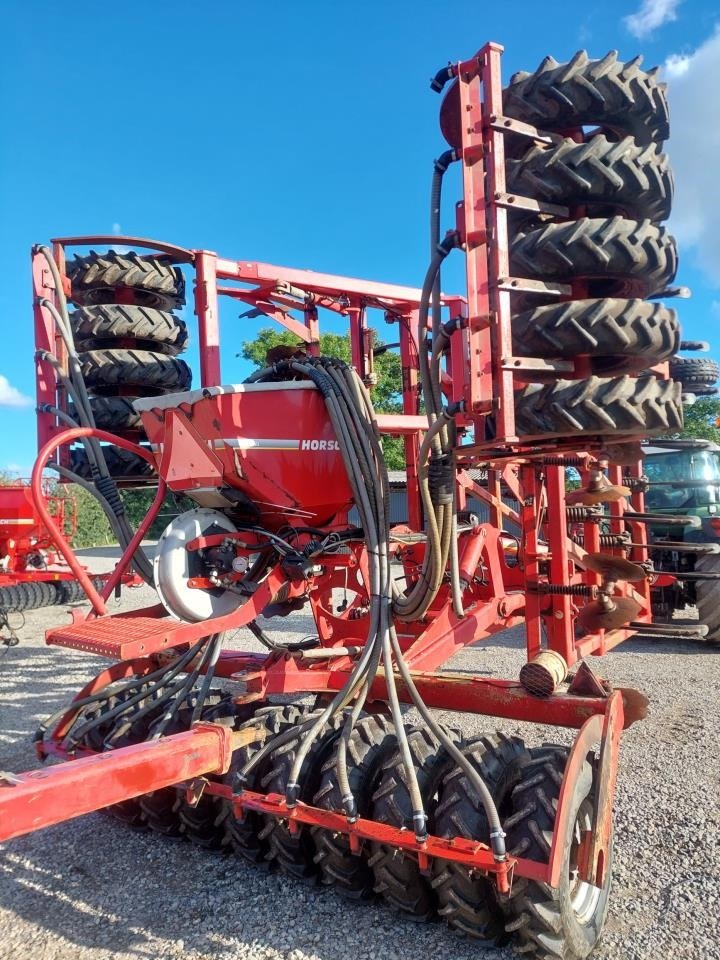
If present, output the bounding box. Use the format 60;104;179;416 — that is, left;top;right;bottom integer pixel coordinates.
0;480;139;633
2;44;687;958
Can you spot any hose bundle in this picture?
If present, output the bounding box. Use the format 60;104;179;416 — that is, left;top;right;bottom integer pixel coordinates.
37;633;222;752
242;356;506;859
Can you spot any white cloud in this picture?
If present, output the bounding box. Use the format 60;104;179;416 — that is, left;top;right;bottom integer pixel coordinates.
112;222;122;235
0;375;32;408
624;0;682;38
664;29;720;285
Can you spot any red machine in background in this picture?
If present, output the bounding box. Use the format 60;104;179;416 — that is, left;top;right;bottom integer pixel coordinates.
0;43;689;960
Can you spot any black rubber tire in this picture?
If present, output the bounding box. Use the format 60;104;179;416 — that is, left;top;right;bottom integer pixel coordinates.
261;709;356;880
369;726;454;920
176;697;255;849
504;50;669;145
0;585;24;612
72;396;144;431
140;789;184;838
669;357;720;391
0;582;58;611
694;553;720;644
312;713;396;900
511;217;677;299
507;136;672;222
70;304;188;356
78;349;191;395
56;579;85;604
503;747;613;960
223;704;310;864
68;250;185;310
70;446;155;482
432;732;530;941
512;299;679;375
515;375;682;439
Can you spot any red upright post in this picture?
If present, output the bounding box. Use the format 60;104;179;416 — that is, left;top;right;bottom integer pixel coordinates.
194;251;222;387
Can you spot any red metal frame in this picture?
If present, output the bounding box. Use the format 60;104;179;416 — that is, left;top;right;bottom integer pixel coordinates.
9;41;661;901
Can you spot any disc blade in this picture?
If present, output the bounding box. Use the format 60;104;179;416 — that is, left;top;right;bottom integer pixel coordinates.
578;596;642;632
566;484;631;505
583;552;646;582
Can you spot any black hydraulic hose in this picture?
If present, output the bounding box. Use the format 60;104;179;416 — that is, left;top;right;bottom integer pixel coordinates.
65;637;206;748
150;635;219;739
388;623;506;861
190;634;223;723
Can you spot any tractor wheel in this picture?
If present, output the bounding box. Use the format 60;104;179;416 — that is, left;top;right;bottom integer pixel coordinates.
504;50;669;146
512;299;679;375
694;553;720;644
74;396;144;431
503;747;613;960
507;136;672;222
70;304;188;356
78;349;192;395
68;250;185;311
312;713;396;900
261;710;357;880
515;375;682;439
511;217;677;299
432;732;530;941
223;704;310;864
370;726;454;920
70;445;155;482
669;357;720;394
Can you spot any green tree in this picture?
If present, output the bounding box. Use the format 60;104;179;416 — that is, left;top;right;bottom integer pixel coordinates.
240;328;407;469
672;397;720;444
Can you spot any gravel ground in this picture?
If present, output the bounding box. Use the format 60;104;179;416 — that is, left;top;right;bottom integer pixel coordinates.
0;547;719;960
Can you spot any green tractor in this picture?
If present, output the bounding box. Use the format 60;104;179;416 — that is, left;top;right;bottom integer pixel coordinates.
644;438;720;643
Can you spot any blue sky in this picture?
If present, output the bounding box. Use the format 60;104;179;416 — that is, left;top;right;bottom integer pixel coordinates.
1;0;718;472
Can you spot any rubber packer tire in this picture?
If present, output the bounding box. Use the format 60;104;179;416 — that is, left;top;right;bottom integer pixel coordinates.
261;709;356;880
512;299;679;375
70;304;188;356
511;217;677;299
369;726;454;920
0;581;58;611
694;553;720;644
669;357;720;390
515;375;682;439
70;445;154;482
432;732;530;941
507;136;672;222
504;50;669;145
312;713;397;900
222;704;310;864
503;747;612;960
176;696;256;848
68;250;185;310
79;349;192;394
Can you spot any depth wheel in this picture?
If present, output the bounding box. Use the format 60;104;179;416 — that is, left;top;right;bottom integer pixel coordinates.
312;713;396;900
511;217;677;299
504;51;668;145
68;250;185;310
432;732;530;941
369;726;454;920
514;375;682;439
512;299;679;375
507;136;672;222
503;747;613;960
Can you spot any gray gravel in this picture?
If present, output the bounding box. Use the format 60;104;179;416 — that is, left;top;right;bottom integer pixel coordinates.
0;548;719;960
